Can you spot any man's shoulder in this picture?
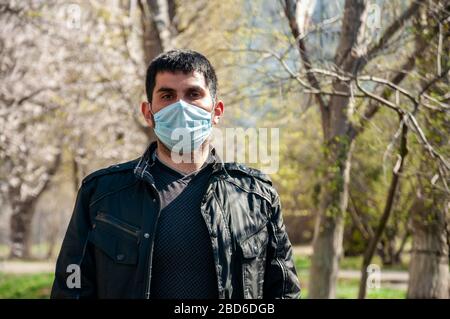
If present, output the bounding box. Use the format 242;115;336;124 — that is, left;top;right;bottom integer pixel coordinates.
81;158;141;186
222;163;277;204
223;162;272;186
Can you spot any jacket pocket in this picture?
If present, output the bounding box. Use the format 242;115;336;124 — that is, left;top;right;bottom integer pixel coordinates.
238;225;269;298
94;211;140;239
89;212;140;265
239;225;269;259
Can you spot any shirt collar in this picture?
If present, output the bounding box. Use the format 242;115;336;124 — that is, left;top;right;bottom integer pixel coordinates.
134;141;226;184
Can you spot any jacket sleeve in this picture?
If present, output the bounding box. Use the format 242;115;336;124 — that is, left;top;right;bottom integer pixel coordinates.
50;183;97;298
263;190;301;299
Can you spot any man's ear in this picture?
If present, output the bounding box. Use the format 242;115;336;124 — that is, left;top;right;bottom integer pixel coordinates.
141;101;154;128
212;100;224;126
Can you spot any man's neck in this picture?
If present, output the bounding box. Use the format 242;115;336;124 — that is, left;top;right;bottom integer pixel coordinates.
156;141;210;174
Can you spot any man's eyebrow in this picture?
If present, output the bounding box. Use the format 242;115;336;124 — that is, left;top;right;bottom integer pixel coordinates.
186;85;206;91
156;87;176;93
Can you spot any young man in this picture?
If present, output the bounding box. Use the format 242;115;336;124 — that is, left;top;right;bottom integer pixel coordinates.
51;49;301;299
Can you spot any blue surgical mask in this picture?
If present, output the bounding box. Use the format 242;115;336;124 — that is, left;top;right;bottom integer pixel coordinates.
152;99;213;152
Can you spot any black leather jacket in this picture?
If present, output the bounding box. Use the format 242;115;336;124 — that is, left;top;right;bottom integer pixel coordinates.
51;142;301;299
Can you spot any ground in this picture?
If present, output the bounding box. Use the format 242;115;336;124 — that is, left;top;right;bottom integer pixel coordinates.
0;245;409;299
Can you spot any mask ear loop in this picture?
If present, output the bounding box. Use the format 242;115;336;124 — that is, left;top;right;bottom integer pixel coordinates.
148;102;155;116
147;102;157;128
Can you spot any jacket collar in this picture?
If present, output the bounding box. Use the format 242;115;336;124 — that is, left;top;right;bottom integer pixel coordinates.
134;141;226;184
133;141;158;185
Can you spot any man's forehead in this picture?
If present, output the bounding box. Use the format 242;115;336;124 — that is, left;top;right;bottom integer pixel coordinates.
154;70;207;89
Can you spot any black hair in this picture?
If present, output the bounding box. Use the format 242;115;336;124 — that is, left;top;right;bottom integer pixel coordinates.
145;49;218;103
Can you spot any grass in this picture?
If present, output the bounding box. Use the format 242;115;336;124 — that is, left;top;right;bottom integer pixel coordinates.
0;272;54;299
295;255;409;272
0;271;405;299
296;269;406;299
0;254;407;299
295;255;407;298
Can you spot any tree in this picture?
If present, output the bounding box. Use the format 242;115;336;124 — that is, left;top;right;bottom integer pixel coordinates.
407;155;449;298
280;0;448;298
0;0;239;259
0;1;64;258
407;4;449;297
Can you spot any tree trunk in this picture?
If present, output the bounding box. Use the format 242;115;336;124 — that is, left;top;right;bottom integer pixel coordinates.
8;150;62;259
309;214;345;298
407;3;449;298
136;0;177;143
283;0;367;298
407;190;449;298
282;0;423;298
45;220;59;260
9;203;35;259
139;0;177;65
309;136;355;298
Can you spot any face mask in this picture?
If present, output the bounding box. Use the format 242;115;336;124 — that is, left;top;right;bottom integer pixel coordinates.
152;99;213;152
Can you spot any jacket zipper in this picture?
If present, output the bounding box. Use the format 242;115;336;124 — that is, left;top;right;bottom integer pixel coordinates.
144;183;161;299
95;213;139;238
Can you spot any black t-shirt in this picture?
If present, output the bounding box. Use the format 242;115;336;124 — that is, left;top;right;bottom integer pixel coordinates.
149;152;218;299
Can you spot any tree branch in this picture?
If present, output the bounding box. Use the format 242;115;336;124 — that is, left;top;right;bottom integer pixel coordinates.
282;0;328;121
365;1;422;61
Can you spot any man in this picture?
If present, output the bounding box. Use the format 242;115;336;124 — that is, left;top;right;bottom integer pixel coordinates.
51;49;301;299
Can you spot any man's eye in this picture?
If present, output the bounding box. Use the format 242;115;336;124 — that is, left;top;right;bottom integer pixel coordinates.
161;94;172;100
190;91;200;98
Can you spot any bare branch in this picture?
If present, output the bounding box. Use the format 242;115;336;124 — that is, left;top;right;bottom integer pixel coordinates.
365;1;422;61
282;0;328;115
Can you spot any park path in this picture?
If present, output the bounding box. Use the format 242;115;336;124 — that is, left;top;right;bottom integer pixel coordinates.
292;245;409;289
1;246;409;285
0;259;409;290
0;260;55;274
0;261;409;280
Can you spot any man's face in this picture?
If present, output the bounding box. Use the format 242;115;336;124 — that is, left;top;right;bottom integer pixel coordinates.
141;71;224;128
